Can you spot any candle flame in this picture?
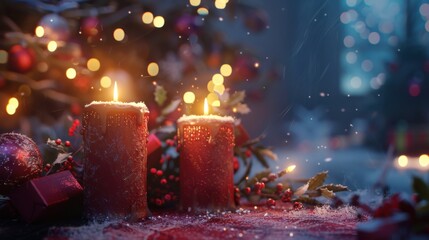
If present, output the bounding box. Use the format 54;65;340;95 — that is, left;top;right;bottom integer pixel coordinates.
285;165;296;173
113;81;118;101
204;98;209;115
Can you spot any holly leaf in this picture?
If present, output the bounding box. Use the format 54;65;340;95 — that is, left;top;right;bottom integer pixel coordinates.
413;176;429;201
259;148;278;161
227;91;246;106
161;99;181;115
307;171;328;191
235;103;251;114
252;147;270;168
52;153;71;166
294;196;322;205
294;183;308;197
46;138;67;153
154;85;167;106
318;184;349;192
319;188;335;199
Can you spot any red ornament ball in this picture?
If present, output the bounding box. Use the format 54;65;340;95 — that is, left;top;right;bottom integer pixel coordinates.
8;45;35;73
81;16;102;37
0;133;43;195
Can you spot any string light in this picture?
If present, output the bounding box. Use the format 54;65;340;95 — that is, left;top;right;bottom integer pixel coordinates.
66;68;77;79
220;64;232;77
212;73;224;85
398;155;408;167
183;91;196;104
35;26;44;37
189;0;201;7
113;28;125;41
47;41;58;52
6;97;19;115
100;76;112;88
87;58;101;71
142;12;154;24
153;16;165;28
147;62;159;76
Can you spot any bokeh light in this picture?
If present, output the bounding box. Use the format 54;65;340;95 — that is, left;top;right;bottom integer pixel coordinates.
197;7;209;15
213;84;225;95
206;92;219;104
6;97;19;115
87;58;101;71
0;50;8;64
153;16;165;28
419;154;429;167
398;155;408;168
212;73;224;85
6;104;16;115
183;91;196;104
35;26;44;37
207;81;215;92
142;12;154;24
220;64;232;77
100;76;112;88
189;0;201;7
211;100;220;107
47;41;58;52
215;0;228;9
147;62;159;76
113;28;125;41
66;68;77;79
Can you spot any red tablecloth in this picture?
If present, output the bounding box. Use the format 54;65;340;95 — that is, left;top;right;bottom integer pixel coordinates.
46;205;365;240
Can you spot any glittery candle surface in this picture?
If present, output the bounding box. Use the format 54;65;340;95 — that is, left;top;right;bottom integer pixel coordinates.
82;102;149;221
177;116;235;212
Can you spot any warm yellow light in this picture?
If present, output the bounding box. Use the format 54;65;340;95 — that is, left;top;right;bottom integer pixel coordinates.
142;12;154;24
220;64;232;77
212;73;224;85
147;62;159;76
0;50;8;64
189;0;201;6
153;16;165;28
419;154;429;167
286;165;296;173
183;91;196;104
197;7;209;15
214;0;227;9
8;97;19;109
100;76;112;88
213;84;225;95
204;98;209;115
6;104;16;115
87;58;101;71
113;28;125;41
66;68;77;79
113;81;118;101
206;92;219;104
398;155;408;167
211;100;220;107
207;81;215;92
35;26;44;37
47;41;58;52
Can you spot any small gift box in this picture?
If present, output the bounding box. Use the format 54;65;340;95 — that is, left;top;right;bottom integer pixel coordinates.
9;170;83;223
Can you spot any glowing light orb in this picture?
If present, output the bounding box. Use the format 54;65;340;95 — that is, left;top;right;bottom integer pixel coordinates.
66;68;77;79
419;154;429;167
212;73;224;85
183;91;196;104
153;16;165;28
35;26;44;37
220;64;232;77
113;28;125;41
142;12;154;24
189;0;201;7
47;41;58;52
87;58;101;71
147;62;159;76
398;155;408;168
100;76;112;88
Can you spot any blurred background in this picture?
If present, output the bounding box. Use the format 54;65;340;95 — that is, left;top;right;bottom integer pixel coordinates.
1;0;429;194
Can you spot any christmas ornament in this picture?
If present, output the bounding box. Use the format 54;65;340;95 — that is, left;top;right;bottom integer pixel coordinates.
7;45;35;73
39;13;70;41
0;133;43;195
81;16;102;37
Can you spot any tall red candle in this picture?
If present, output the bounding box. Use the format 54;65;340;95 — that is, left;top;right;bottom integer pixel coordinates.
177;111;235;212
82;100;149;221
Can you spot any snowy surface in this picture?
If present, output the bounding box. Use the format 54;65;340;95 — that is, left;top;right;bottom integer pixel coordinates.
85;101;149;113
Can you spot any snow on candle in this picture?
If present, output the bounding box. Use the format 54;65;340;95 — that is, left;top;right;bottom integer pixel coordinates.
177;98;235;212
82;82;149;221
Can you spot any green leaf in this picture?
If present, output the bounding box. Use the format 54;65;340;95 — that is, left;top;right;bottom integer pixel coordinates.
319;188;335;199
154;85;167;106
307;171;328;190
318;184;349;192
227;91;246;106
259;148;278;161
413;176;429;201
252;148;270;168
161;99;181;116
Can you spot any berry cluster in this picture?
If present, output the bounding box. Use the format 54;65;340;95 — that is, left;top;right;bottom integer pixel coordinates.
68;119;80;137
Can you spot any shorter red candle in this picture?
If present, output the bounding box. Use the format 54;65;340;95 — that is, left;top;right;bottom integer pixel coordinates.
177;99;235;212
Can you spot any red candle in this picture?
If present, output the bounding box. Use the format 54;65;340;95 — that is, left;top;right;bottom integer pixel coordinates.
177;99;235;212
82;82;149;221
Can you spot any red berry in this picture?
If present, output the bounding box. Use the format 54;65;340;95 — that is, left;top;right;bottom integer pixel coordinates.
282;189;293;202
67;165;72;170
65;141;71;147
160;178;167;184
67;156;73;162
164;194;172;201
168;175;175;180
266;198;276;207
260;182;265;189
245;149;252;158
254;182;262;191
268;173;277;181
55;138;62;145
293;202;303;210
159;157;165;164
166;139;175;146
255;189;262;195
234;187;240;193
155;198;163;206
74;119;80;125
156;170;163;176
45;163;51;169
276;183;283;192
233;157;240;172
150;168;157;174
244;187;251;194
175;177;180;182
